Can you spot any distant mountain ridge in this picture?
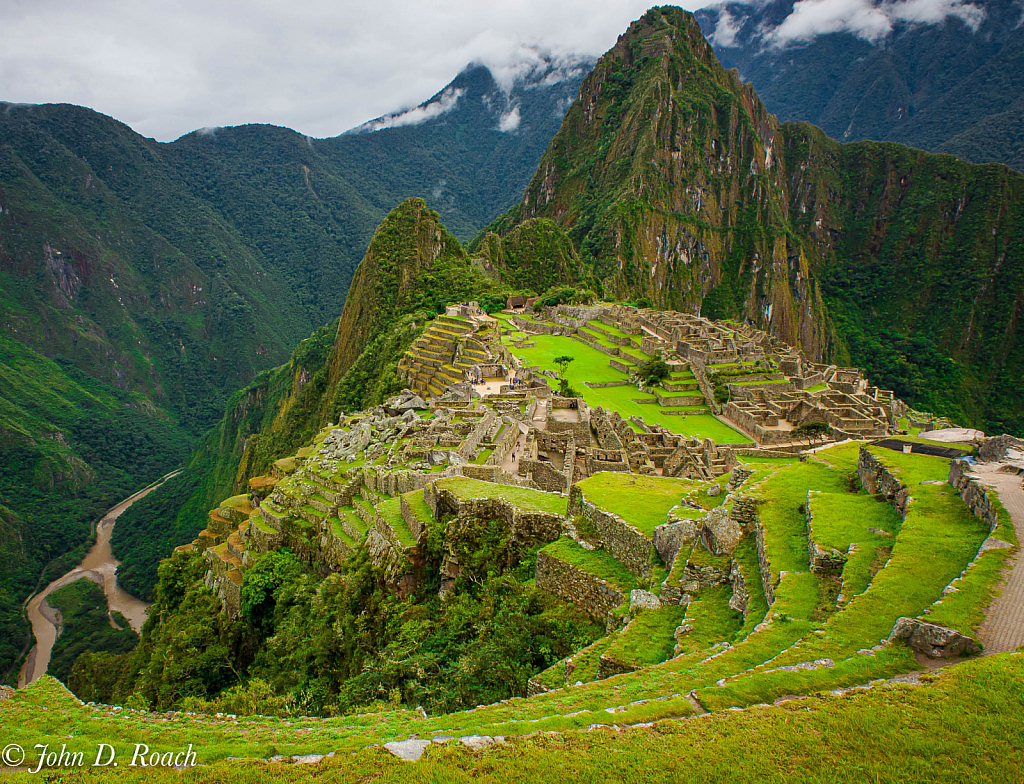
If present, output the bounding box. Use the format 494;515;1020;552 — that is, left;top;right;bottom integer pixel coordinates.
0;55;592;680
694;0;1024;172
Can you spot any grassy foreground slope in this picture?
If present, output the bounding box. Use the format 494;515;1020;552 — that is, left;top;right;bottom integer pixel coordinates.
2;652;1023;781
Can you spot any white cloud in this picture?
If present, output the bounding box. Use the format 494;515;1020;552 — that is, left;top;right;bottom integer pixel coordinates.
348;86;465;133
710;9;743;47
0;0;709;142
765;0;986;46
498;105;521;131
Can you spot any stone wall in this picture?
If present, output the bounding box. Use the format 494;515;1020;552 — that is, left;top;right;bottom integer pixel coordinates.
511;316;572;336
858;448;911;519
486;417;522;467
653;517;702;570
569;485;652;579
728;558;749;615
805;491;847;574
426;484;565;547
535;550;625;622
521;457;570;493
948;459;1001;532
887;617;980;658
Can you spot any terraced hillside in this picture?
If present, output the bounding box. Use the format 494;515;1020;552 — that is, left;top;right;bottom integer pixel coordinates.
7;289;1024;779
6;434;1022;774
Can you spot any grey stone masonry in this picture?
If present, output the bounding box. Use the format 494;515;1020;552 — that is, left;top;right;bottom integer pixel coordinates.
949;459;1001;532
888;617;980;658
535;550;625;623
569;484;653;580
858;448;911;519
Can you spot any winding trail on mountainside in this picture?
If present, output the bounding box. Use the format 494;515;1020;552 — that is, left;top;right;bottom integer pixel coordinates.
16;470;182;687
973;464;1024;654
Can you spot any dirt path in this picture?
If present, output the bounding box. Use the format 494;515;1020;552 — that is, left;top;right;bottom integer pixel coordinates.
501;424;528;474
17;470;181;687
974;465;1024;654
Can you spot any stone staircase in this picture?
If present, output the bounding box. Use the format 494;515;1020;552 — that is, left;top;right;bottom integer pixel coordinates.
399;316;493;398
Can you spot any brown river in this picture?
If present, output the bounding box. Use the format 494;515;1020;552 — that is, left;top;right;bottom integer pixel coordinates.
17;470;181;687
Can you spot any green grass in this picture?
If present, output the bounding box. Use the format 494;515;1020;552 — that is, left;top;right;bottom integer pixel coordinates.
436;476;567;516
539;634;619;689
756;461;853;580
498;329;751;442
758;452;988;674
472;448;494;465
673;583;746;656
603;604;689;668
5;654;1024;781
585;319;641;344
400;490;436;534
542;537;639;593
575;473;691;535
339;506;368;536
808;491;902;553
328;517;356;548
925;543;1015;638
376;498;418;548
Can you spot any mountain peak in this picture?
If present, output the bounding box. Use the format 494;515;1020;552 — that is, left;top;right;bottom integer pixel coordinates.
344;53;595;136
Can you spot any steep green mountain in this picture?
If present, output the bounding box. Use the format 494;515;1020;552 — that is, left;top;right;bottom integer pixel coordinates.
0;58;589;679
109;5;1024;611
483;6;1024;435
694;0;1024;172
111;199;518;600
0;332;188;681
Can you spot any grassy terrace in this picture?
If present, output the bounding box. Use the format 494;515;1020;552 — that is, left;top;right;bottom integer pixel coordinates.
435;476;568;516
376;498;418;548
401;489;436;530
541;537;640;593
808;491;902;552
674;583;746;657
688;446;991;710
494;315;751;443
328;517;355;547
604;604;688;668
338;506;367;536
536;635;619;690
2;441;1016;768
576;473;692;536
5;654;1024;781
585;319;642;343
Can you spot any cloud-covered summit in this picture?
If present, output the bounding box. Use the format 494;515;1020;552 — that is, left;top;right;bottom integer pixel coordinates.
346;49;595;136
707;0;986;48
0;0;702;142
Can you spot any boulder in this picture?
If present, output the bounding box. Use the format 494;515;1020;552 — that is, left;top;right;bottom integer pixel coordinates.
703;506;742;555
629;589;662;612
888;617;981;658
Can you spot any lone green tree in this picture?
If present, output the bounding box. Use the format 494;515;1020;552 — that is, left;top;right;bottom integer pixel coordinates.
554;355;575;397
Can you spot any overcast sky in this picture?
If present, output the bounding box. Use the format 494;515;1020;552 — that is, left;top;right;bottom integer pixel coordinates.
0;0;705;142
0;0;989;143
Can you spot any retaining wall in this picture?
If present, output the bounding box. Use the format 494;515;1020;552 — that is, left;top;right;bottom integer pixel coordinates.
535;550;625;623
569;485;653;579
857;448;911;519
948;459;1001;532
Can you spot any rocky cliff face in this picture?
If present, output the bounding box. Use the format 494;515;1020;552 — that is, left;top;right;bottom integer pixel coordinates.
695;0;1024;173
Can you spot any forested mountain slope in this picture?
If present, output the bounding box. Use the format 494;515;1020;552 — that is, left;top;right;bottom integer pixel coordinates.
695;0;1024;172
485;6;1024;435
0;59;589;681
